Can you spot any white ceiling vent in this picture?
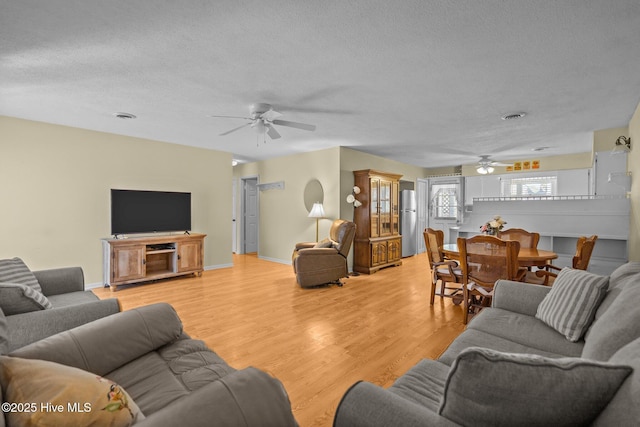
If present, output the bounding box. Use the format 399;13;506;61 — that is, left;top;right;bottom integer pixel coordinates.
501;112;526;121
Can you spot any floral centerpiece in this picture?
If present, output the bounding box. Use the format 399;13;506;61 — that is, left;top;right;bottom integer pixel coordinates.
480;215;506;235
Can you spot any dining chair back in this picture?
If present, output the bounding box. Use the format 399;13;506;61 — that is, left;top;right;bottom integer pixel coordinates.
424;228;463;305
497;228;540;249
532;235;598;286
457;235;520;324
573;235;598;270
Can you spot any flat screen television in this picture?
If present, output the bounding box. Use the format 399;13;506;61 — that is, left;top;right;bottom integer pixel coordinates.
111;189;191;235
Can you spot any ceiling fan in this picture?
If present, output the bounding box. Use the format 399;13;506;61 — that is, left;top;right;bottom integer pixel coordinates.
476;155;513;174
211;103;316;140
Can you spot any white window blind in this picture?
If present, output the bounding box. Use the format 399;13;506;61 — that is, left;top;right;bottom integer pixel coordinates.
501;175;557;197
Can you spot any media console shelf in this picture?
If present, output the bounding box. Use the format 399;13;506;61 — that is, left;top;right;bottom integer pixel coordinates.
102;233;206;291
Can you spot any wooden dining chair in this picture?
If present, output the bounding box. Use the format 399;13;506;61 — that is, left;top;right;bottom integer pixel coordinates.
457;235;520;324
532;235;598;286
424;228;463;305
497;228;540;249
498;228;541;278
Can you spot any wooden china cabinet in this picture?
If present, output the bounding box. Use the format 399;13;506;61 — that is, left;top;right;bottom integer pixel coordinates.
353;170;403;274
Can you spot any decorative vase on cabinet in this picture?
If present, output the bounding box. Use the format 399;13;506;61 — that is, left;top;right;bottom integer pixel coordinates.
353;169;403;274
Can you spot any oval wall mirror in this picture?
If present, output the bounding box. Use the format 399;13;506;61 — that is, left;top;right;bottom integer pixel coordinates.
303;179;324;212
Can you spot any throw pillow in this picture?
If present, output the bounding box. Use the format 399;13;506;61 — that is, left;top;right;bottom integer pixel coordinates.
0;257;42;293
439;347;631;427
0;282;53;315
535;267;609;342
314;238;333;248
0;355;143;426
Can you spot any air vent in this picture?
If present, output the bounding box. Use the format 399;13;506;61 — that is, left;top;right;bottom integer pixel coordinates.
501;112;526;121
113;112;136;119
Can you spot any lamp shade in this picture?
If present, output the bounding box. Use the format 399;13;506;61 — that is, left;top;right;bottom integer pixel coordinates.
308;202;325;218
346;194;355;204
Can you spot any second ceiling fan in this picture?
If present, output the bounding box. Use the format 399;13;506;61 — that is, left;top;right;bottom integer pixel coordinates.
212;103;316;140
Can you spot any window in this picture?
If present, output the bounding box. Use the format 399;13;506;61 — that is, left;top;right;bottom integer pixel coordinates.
431;183;460;219
501;175;557;197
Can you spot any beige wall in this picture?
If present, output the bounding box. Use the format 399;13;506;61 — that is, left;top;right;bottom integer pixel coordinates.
233;146;429;265
339;147;428;221
628;102;640;261
0;116;233;285
594;127;629;153
233;148;341;263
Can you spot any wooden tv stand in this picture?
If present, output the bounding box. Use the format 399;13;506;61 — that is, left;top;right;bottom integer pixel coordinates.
102;233;205;291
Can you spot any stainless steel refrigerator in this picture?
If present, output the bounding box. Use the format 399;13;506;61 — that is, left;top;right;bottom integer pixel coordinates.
400;190;417;257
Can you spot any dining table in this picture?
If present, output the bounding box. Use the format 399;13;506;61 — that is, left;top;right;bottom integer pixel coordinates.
441;243;558;268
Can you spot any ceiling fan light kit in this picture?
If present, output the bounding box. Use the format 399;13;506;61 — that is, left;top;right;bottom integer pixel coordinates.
477;165;495;174
475;155;512;175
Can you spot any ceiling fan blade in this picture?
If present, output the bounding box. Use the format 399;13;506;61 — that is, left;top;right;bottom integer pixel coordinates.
272;119;316;131
210;114;252;120
266;125;281;139
220;123;251;136
491;161;513;167
277;105;355;115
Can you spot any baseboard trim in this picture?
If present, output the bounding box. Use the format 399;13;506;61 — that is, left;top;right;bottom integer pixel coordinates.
258;256;291;265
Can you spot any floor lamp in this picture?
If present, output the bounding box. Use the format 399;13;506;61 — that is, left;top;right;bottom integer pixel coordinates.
308;202;325;242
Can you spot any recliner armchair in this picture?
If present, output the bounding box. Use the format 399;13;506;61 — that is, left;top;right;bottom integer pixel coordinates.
292;219;356;287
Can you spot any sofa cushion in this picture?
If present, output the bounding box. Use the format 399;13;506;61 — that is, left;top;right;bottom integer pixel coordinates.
589;262;640;326
608;261;640;288
535;268;609;342
582;277;640;361
388;359;450;412
0;355;143;426
106;338;235;415
593;337;640;425
438;328;581;366
0;282;53;315
439;347;632;427
467;308;584;357
46;290;99;308
0;257;42;293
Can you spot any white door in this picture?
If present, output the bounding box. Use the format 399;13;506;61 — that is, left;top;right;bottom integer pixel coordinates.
242;177;259;254
232;178;237;253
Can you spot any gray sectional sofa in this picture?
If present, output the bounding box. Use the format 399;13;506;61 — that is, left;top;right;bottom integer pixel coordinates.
1;303;297;426
0;260;121;352
334;262;640;426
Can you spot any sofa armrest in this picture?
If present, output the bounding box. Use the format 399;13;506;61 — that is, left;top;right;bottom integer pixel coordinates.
334;381;460;427
33;267;84;296
492;280;552;316
135;367;297;427
5;298;121;352
10;303;181;376
295;242;317;250
297;248;339;256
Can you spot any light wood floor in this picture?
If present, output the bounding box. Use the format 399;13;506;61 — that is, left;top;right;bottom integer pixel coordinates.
93;253;466;426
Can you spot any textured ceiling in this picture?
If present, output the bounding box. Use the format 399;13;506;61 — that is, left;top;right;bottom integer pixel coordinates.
2;1;640;168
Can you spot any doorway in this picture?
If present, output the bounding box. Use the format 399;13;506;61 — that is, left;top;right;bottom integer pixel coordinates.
428;177;463;244
241;177;259;254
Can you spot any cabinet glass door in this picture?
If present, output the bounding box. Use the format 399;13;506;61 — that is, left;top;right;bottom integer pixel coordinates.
379;179;392;236
370;178;380;237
